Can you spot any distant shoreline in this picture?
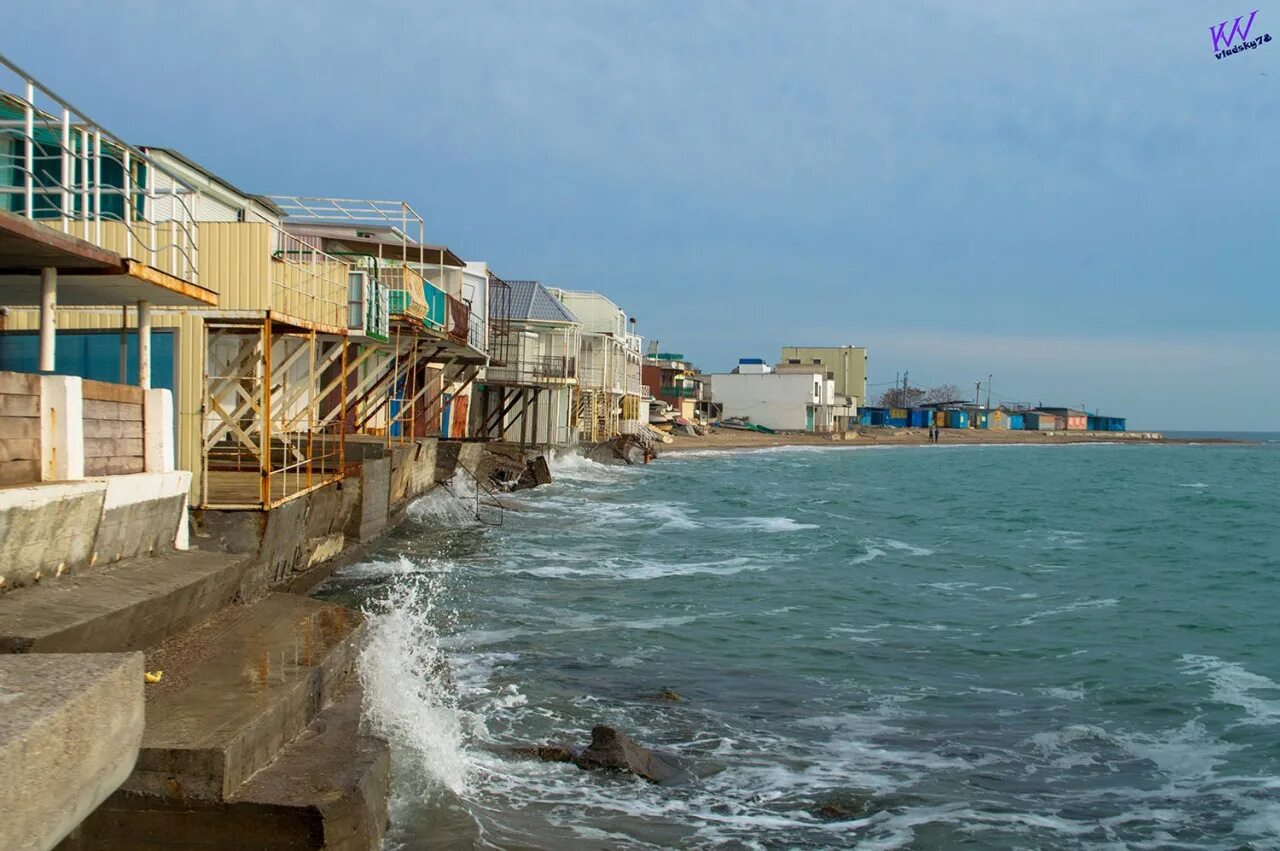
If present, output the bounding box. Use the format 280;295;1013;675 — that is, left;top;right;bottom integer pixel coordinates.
658;428;1252;455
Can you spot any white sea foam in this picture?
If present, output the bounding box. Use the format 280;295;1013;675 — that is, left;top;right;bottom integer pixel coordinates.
358;574;472;796
520;555;767;581
1015;597;1118;626
1178;482;1209;489
546;450;629;483
735;516;819;532
853;537;935;565
407;484;478;526
1181;655;1280;726
338;554;421;579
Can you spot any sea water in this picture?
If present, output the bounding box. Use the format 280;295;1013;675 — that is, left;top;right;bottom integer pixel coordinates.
316;439;1280;849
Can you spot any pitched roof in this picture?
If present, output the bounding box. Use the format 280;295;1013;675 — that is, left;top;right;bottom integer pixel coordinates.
498;280;580;323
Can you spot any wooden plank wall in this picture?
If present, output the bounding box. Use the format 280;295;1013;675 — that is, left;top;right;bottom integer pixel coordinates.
82;379;145;477
0;372;41;486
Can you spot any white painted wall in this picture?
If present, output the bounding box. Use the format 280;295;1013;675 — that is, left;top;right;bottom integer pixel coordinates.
710;370;829;431
549;289;626;336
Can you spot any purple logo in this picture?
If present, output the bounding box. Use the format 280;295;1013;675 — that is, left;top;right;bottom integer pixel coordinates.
1211;9;1272;58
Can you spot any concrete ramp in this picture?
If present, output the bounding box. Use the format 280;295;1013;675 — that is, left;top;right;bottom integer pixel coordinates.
0;652;144;851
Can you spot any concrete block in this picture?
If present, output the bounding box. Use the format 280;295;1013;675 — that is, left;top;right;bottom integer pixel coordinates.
62;687;388;851
93;472;192;566
0;652;144;851
0;550;245;653
143;388;175;474
0;482;106;591
39;374;84;481
125;595;362;801
345;457;390;544
406;438;438;501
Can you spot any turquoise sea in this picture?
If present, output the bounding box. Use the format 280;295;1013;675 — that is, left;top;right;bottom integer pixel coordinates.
319;437;1280;849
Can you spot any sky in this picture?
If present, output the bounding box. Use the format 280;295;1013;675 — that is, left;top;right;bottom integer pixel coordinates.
7;1;1278;429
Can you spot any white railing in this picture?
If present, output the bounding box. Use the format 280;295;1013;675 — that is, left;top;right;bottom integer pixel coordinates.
0;53;202;283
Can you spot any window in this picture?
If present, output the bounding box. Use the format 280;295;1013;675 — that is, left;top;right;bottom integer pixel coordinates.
812;358;821;364
348;270;367;329
788;359;800;364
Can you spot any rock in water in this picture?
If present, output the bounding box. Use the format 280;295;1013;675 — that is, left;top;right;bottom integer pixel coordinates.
572;725;679;783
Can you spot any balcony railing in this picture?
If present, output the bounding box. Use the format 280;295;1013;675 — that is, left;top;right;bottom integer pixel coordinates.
531;354;575;379
660;385;699;399
446;294;470;345
270;227;348;330
0;54;202;284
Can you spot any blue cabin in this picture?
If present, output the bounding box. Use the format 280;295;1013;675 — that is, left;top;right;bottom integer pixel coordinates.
1087;415;1126;432
907;408;934;428
1007;413;1025;430
943;409;969;429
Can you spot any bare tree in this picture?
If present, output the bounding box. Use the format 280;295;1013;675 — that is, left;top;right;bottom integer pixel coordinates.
875;384;965;408
921;384;963;404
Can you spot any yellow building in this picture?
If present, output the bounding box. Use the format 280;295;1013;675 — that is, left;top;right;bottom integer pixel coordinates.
779;346;868;409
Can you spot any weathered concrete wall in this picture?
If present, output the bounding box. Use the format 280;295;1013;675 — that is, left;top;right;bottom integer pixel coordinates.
0;482;105;590
0;652;144;851
0;472;192;593
93;472;191;565
405;438;438;501
346;456;391;544
192;476;360;602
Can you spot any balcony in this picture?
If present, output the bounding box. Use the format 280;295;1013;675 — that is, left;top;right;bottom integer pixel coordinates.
660;385;699;399
531;354;575;379
0;57;205;289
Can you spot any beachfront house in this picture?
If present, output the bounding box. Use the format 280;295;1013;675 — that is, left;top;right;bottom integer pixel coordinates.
1037;407;1089;431
476;279;581;447
710;358;852;432
272;201;492;448
642;351;704;422
548;288;644;444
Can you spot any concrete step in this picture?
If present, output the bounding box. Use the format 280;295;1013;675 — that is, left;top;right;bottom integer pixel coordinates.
0;652;144;851
58;686;389;850
125;594;363;802
0;550;246;654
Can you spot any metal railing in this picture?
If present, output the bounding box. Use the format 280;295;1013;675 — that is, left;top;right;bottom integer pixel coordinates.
531;354;575;379
270;227;349;329
0;53;202;283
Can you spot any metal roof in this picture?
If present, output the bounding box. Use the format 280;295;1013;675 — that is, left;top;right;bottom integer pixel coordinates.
498;280;581;324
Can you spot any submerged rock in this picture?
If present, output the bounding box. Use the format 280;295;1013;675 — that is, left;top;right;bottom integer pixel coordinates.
574;725;680;783
511;744;578;764
510;725;681;783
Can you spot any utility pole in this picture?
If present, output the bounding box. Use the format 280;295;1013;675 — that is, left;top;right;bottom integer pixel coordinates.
894;372;899;407
975;380;981;407
986;374;992;410
902;371;909;409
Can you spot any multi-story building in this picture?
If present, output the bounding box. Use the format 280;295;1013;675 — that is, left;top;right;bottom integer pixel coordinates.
641;351;704;421
779;345;868;413
548;288;643;443
710;358;853;432
475;279;581;447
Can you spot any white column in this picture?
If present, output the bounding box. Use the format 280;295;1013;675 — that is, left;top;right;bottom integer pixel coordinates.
39;267;56;372
144;387;175;474
40;374;84;481
137;299;151;390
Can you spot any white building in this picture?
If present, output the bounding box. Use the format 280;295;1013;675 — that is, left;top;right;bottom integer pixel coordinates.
478;279;581;447
548;288;643;443
710;359;851;432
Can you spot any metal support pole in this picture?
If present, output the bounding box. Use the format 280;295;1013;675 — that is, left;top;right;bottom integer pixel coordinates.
119;305;128;382
92;132;102;244
23;81;34;217
39;267;56;372
122;149;133;258
137;300;152;389
60;109;71;232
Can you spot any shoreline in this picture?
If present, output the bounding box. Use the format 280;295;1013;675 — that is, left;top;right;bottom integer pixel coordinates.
657;428;1248;455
